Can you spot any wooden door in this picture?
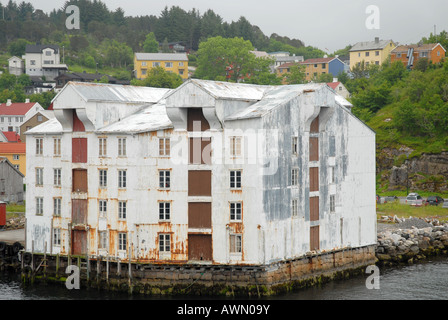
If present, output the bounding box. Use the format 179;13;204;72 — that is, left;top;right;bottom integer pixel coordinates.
188;234;212;261
188;202;212;228
72;230;87;255
188;170;211;196
310;226;319;251
72;199;87;225
72;169;87;193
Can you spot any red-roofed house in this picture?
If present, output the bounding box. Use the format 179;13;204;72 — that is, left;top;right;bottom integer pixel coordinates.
0;142;26;176
326;81;350;99
0;99;44;135
390;43;446;69
0;131;21;143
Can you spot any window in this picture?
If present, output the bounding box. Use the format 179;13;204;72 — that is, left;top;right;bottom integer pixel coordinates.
99;200;107;218
230;234;242;253
365;52;370;57
330;195;336;213
118;170;127;188
165;62;173;68
141;61;147;66
159;234;171;252
437;51;441;56
321;63;326;68
118;201;127;220
99;138;107;157
36;197;43;215
13;154;19;160
291;168;299;186
159;138;170;156
0;117;3;122
36;168;43;186
179;69;184;75
314;64;317;68
420;52;428;58
179;62;184;67
53;198;61;216
118;233;127;251
141;69;147;76
230;202;242;221
152;62;160;67
397;53;401;58
53;168;61;186
329;166;335;184
53;228;61;247
30;60;36;65
358;53;361;57
13;164;19;171
36;138;43;155
99;170;107;187
37;115;43;122
230;170;241;189
159;170;170;189
15;117;19;122
230;136;242;157
53;138;61;156
292;199;298;217
46;51;52;56
375;61;380;65
159;202;171;221
375;51;380;56
99;231;107;249
118;138;126;156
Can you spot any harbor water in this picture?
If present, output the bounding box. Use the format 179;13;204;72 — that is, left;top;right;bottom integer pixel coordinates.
1;256;448;300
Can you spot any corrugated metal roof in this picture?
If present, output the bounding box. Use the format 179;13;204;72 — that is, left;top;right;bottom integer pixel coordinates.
24;118;62;135
350;39;395;51
97;100;172;134
54;82;171;105
134;52;188;61
225;83;324;120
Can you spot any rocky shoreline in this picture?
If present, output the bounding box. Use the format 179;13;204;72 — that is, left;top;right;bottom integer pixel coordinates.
376;217;448;266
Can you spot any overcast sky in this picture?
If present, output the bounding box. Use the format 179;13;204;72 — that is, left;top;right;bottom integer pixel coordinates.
29;0;448;53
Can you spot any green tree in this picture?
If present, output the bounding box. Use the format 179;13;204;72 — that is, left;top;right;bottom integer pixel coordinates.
143;32;159;53
7;38;31;57
195;36;270;82
142;66;182;88
284;64;306;84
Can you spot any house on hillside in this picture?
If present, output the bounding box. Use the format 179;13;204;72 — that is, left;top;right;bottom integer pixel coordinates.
24;80;376;275
0;100;45;134
277;57;346;82
8;56;24;76
23;44;68;81
0;142;26;176
390;43;446;69
349;37;396;70
0;131;21;143
134;53;189;80
19;110;54;142
327;80;350;99
0;157;24;204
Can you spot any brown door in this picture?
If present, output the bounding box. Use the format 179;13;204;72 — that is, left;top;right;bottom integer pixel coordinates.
188;234;212;261
310;196;319;221
72;138;87;163
72;230;87;255
309;167;319;192
188;202;212;228
189;138;212;165
310;226;319;251
73;110;85;132
187;108;210;132
310;116;319;133
72;169;87;192
188;170;212;196
72;199;87;225
309;137;319;161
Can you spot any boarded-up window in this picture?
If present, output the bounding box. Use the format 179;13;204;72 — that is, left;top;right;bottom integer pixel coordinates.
72;199;87;225
189;138;211;165
188;234;212;261
187;108;210;132
72;138;87;163
310;196;319;221
73;110;85;132
309;137;319;161
188;170;211;196
72;169;87;193
188;202;211;228
310;116;319;133
72;230;87;255
309;167;319;192
310;226;319;251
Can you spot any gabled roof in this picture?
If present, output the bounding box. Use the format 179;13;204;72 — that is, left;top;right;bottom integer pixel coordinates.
391;43;446;53
134;52;188;61
0;157;24;177
350;39;395;52
25;44;59;54
300;57;337;64
0;102;38;116
326;82;341;90
277;62;301;69
24;118;62;135
0;142;26;154
2;131;21;142
52;82;171;105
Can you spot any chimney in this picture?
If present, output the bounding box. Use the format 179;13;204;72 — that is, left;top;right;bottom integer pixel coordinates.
25;98;30;103
375;37;379;44
6;99;12;106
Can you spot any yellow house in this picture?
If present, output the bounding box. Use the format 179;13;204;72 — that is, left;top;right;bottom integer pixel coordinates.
0;142;26;176
349;37;396;70
134;53;189;80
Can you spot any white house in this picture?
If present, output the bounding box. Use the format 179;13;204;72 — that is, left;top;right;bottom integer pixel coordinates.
0;100;45;134
24;80;376;267
8;56;24;76
22;44;68;81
